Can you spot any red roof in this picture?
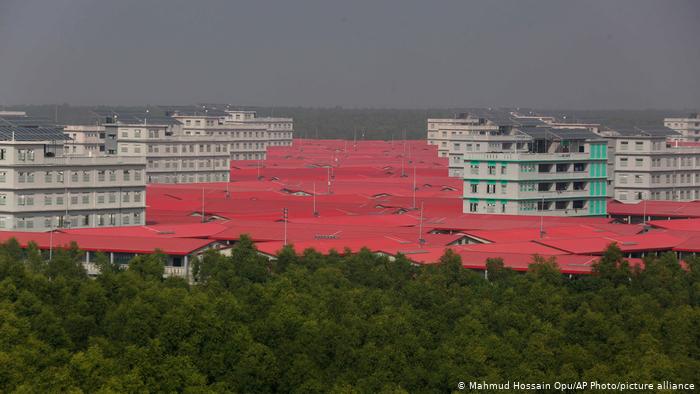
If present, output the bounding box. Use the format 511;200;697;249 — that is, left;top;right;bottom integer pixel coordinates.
608;200;700;219
12;139;682;275
534;232;684;254
0;231;216;255
647;218;700;232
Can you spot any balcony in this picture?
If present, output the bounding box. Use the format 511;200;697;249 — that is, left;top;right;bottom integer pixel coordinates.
469;151;592;162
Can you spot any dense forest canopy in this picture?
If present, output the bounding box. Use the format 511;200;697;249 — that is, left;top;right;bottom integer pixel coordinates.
0;237;698;392
6;104;688;140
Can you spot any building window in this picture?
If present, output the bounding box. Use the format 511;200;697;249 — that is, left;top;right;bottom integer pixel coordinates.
97;194;105;204
83;171;90;182
44;195;52;205
635;141;643;151
486;184;496;194
82;194;89;204
71;172;78;182
619;158;628;167
109;171;116;181
470;184;478;193
635;158;643;167
123;170;130;181
469;202;478;212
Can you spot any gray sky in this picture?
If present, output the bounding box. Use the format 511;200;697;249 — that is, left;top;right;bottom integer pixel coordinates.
0;0;698;109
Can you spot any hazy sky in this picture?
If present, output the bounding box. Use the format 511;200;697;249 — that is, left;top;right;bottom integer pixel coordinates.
1;0;698;109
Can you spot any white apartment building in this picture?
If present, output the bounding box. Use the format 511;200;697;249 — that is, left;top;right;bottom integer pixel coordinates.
91;109;294;184
427;111;603;178
0;127;146;231
63;125;106;156
427;114;509;177
611;129;700;202
460;127;609;217
664;113;700;142
173;110;293;160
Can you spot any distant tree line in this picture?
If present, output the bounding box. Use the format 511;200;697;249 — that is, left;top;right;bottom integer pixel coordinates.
0;237;697;392
7;104;686;140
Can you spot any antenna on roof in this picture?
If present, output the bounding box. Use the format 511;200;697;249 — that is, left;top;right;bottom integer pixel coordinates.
283;208;289;245
418;201;426;245
412;166;417;209
313;182;318;216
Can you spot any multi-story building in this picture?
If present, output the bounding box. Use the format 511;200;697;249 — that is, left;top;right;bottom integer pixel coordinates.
428;111;602;178
428;113;518;177
104;118;231;184
665;113;700;142
461;126;609;216
610;127;700;202
63;125;106;156
172;110;294;161
92;108;294;184
0;126;146;231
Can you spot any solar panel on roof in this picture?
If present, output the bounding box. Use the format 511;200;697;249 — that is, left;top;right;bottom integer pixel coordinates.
613;127;680;137
517;126;600;140
0;127;68;141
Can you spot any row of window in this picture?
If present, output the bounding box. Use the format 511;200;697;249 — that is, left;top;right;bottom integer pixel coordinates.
468;183;507;195
2;191;143;206
148;172;228;184
620;173;700;185
618;141;650;151
8;169;143;184
618;189;700;201
620;156;700;168
3;212;143;229
120;128;163;139
147;159;227;169
466;200;588;214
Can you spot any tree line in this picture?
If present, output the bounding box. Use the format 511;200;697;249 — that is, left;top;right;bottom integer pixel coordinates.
0;236;698;392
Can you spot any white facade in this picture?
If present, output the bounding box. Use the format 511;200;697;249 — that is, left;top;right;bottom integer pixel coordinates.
428;113;601;178
64;125;105;156
94;110;294;184
462;145;609;217
427;116;506;177
0;133;146;231
110;122;232;184
665;114;700;142
612;136;700;202
174;110;294;161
